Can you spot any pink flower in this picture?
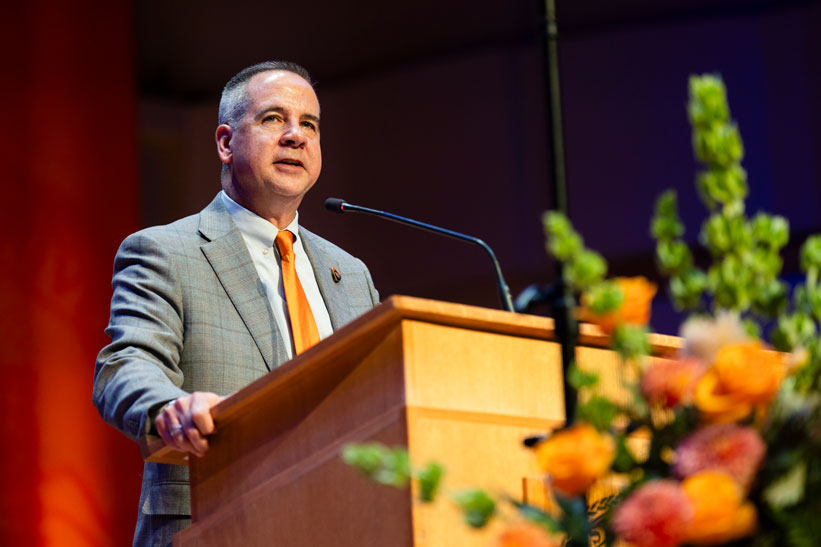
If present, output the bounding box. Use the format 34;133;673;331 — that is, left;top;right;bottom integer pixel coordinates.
641;357;706;407
612;480;693;547
673;424;765;490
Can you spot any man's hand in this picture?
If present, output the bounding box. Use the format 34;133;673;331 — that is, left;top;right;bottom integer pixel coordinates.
155;392;224;458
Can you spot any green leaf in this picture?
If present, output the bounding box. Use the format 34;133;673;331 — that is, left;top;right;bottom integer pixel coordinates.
670;269;707;310
696;165;748;207
453;489;496;528
548;231;583;263
794;285;812;315
512;501;563;533
568;363;600;390
566;250;607;290
809;287;821;323
584;281;624;316
742;317;762;339
373;447;410;488
793;339;821;393
749;246;783;278
342;442;388;475
543;211;573;238
417;462;444;502
688;74;729;127
708;254;755;311
783;507;821;547
341;443;410;488
544;211;584;261
655;189;679;216
771;313;817;352
700;213;751;256
752;213;789;250
763;460;807;510
656;240;693;275
577;396;619;431
554;494;591;544
651;217;684;241
651;190;684;240
701;213;730;255
693;122;744;168
753;279;788;318
612;324;651;360
800;235;821;272
612;435;637;473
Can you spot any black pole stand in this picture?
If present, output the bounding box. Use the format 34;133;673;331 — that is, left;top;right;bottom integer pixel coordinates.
539;0;578;425
516;5;599;543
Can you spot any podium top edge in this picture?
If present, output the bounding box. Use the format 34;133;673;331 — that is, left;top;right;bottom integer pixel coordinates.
379;295;683;355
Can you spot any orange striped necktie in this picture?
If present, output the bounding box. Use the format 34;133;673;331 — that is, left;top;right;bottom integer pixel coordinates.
274;230;320;355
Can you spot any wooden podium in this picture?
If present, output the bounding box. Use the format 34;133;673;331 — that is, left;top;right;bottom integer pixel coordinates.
141;296;681;546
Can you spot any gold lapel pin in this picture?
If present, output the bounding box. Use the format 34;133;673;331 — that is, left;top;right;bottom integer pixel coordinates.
331;267;341;283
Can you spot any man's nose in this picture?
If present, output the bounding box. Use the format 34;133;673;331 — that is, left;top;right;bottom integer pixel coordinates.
280;122;306;147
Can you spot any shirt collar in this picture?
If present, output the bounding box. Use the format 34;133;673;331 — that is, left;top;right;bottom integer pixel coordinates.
220;190;300;249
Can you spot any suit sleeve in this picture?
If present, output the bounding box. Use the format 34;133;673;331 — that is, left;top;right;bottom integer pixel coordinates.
362;261;380;306
93;230;189;442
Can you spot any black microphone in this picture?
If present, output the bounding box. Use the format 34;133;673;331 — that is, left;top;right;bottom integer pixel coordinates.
325;198;515;312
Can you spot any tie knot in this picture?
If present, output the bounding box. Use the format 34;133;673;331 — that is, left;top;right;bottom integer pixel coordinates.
275;230;295;260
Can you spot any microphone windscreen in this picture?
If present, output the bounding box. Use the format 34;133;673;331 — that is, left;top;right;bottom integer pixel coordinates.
324;198;347;213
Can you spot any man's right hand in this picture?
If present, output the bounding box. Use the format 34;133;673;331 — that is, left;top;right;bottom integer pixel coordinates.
154;391;224;458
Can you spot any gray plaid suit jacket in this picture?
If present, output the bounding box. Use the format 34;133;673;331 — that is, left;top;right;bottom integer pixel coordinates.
93;194;378;541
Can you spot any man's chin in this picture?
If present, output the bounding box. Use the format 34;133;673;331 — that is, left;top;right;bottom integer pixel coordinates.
265;179;317;200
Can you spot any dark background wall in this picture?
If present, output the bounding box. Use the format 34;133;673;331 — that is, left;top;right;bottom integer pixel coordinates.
137;0;821;335
2;1;819;544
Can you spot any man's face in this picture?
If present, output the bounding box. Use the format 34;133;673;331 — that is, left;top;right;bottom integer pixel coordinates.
221;71;322;209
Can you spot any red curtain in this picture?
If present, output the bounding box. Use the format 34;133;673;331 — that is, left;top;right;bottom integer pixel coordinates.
0;1;143;545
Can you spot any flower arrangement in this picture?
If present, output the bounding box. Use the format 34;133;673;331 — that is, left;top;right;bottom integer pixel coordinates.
344;75;821;546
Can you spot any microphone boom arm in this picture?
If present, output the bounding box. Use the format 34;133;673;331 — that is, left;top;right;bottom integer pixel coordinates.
325;198;515;312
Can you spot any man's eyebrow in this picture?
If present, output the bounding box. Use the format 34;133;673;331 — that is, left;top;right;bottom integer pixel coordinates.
255;106;285;121
255;106;320;125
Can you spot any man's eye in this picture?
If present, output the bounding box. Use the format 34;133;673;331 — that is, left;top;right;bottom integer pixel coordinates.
263;115;282;123
301;121;317;131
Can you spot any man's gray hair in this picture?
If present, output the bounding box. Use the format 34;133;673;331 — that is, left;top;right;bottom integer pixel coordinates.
218;61;314;176
218;60;313;126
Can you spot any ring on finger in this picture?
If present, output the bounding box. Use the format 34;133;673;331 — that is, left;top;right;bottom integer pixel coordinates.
170;424;184;437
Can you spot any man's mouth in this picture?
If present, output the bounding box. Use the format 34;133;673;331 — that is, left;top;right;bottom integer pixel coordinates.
276;159;304;168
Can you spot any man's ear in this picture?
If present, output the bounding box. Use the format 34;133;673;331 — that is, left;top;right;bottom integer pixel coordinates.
216;124;233;164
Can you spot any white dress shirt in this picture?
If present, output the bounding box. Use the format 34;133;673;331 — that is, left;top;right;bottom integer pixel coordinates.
221;191;333;360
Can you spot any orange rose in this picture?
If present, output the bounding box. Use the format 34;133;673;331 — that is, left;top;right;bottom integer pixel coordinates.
695;342;785;422
497;523;562;547
536;423;614;496
681;471;756;544
583;277;657;334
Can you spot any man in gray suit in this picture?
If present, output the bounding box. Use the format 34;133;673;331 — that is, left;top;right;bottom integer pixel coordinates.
93;61;379;546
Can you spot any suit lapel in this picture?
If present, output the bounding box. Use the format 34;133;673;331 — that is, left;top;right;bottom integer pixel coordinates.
197;195;288;371
300;228;346;330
